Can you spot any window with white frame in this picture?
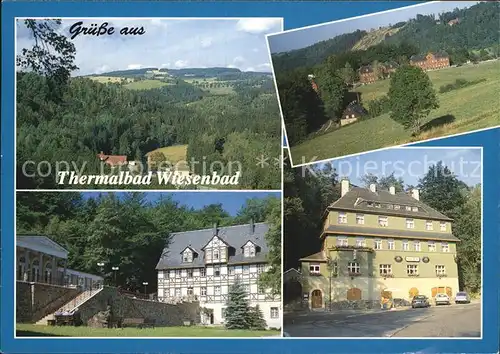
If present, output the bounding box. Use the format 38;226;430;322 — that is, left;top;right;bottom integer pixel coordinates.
182;249;193;263
214;286;221;295
402;240;409;251
374;239;382;250
406;218;415;229
435;265;446;276
201;287;207;295
428;241;436;252
348;262;360;274
338;212;347;224
441;243;450;252
356;238;365;247
379;264;392;276
414;241;421;251
337;237;348;247
243;265;250;274
187;287;193;295
309;263;320;274
407;264;418;276
175;288;181;297
356;214;365;225
440;222;447;231
426;221;433;230
388;239;395;250
270;307;279;318
378;216;388;227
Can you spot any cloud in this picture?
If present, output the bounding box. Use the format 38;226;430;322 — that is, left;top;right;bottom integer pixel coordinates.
236;18;282;34
200;37;213;48
174;60;188;68
127;64;143;70
233;56;245;64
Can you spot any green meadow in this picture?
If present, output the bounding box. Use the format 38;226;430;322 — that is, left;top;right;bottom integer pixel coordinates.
289;60;500;164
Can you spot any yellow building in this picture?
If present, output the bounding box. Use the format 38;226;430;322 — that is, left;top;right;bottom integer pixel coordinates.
300;179;460;309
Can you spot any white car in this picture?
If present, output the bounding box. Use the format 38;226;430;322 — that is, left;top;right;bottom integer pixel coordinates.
435;293;451;305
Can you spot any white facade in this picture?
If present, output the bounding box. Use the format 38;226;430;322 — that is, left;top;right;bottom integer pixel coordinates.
157;236;281;328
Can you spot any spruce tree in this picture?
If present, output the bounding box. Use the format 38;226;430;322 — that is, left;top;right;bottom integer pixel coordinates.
224;282;250;329
248;305;267;330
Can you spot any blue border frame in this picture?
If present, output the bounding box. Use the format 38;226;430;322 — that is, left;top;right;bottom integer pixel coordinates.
2;2;499;353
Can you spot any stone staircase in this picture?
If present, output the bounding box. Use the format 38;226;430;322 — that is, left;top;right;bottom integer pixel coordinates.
36;286;104;325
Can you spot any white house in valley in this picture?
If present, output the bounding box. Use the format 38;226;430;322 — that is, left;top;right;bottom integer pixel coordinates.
155;222;281;328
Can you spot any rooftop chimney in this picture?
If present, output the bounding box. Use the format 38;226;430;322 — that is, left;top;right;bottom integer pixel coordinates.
213;222;219;236
341;178;350;197
249;219;255;234
389;186;396;195
369;183;377;193
411;188;420;201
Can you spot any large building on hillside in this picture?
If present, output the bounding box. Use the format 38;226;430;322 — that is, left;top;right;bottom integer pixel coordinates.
155;222;281;328
410;52;450;71
299;179;460;309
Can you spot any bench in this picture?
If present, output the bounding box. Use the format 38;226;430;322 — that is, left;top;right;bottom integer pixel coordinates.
121;318;155;329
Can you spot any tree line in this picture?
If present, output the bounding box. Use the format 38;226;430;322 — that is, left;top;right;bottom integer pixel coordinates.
17;192;281;295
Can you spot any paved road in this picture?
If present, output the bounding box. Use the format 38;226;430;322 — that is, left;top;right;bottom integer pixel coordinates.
284;302;481;338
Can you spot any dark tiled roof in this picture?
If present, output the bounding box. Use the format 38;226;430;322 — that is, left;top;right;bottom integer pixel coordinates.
324;224;460;242
329;186;452;221
155;222;269;270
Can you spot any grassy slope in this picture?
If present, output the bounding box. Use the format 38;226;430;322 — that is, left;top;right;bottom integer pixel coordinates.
147;144;189;163
16;324;279;337
289;60;500;163
124;80;171;90
351;26;402;51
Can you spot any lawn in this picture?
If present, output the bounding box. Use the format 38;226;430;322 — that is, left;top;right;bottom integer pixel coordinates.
124;79;171;90
289;60;500;164
147;144;188;163
16;324;279;337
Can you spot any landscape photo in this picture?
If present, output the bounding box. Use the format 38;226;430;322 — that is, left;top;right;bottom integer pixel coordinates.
16;191;282;337
267;1;499;166
16;18;283;189
282;147;482;337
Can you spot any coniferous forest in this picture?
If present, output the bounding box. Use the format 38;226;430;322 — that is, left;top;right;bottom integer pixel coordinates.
16;20;281;190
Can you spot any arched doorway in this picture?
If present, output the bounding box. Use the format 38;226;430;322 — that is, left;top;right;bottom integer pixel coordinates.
409;287;419;299
311;289;323;308
31;259;40;282
347;287;362;300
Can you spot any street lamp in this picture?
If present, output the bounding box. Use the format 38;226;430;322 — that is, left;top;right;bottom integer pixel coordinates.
112;266;119;286
142;282;149;296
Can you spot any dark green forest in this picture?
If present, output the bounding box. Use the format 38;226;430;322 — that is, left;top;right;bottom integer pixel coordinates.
17;192;281;294
273;2;500;145
16;20;281;190
284;160;482;295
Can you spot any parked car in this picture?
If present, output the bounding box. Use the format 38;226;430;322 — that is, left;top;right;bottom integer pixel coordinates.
455;291;471;304
411;295;430;308
435;293;451;305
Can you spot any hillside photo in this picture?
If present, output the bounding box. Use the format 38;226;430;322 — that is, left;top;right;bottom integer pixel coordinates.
16;18;283;189
267;2;499;165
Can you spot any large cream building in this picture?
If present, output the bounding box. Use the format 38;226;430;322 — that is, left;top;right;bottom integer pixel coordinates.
300;179;460;309
155;222;281;328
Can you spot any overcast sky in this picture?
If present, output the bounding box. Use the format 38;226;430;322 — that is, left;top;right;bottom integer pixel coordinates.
16;18;283;76
268;1;479;53
315;147;482;188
